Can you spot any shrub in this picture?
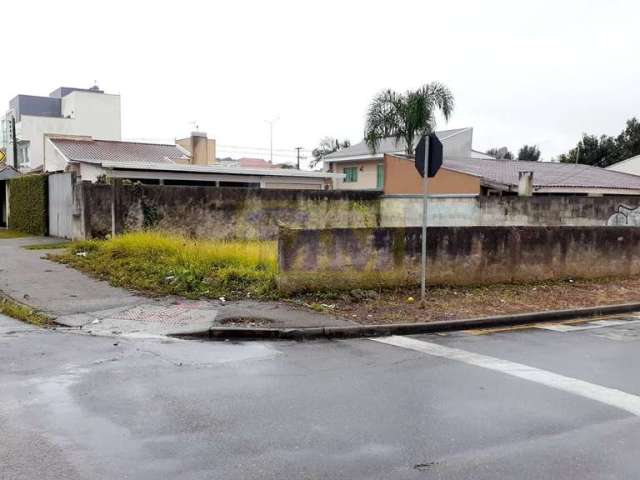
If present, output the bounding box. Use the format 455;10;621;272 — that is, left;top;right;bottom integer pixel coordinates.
8;175;48;235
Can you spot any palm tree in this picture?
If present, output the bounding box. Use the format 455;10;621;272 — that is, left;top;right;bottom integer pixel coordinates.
364;82;454;155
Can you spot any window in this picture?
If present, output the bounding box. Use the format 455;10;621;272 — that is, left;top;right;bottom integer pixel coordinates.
343;166;358;183
376;164;384;189
17;141;30;167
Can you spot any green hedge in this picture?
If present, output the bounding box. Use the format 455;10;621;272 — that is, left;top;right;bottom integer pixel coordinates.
8;175;48;236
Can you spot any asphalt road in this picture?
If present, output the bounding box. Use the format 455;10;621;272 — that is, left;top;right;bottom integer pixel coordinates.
2;314;640;479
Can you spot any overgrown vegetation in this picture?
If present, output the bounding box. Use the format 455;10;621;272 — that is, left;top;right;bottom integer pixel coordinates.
0;229;29;239
0;296;53;326
8;175;48;236
53;231;278;299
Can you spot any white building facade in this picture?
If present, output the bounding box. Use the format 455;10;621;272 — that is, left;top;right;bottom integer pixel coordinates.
1;86;121;172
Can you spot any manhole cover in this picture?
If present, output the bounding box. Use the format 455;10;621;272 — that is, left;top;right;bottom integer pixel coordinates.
111;304;215;327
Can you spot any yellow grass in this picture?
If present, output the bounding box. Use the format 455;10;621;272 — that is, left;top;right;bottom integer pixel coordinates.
57;231;278;299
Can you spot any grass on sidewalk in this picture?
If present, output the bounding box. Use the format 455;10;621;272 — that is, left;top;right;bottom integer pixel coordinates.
23;241;72;250
0;296;53;326
0;229;28;239
52;231;278;300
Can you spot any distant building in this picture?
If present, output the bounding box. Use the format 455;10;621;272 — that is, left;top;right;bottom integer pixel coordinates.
44;133;340;190
323;127;492;191
176;132;216;166
379;153;640;196
1;86;121;172
606;154;640;176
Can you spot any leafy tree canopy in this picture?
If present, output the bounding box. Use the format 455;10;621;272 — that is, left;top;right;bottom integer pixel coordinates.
364;82;454;155
517;145;541;162
558;117;640;167
486;147;514;160
311;137;351;168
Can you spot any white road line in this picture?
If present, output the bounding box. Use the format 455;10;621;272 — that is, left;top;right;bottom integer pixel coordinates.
536;319;640;333
372;335;640;416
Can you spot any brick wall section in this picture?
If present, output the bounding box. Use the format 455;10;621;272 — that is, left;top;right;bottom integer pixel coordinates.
277;226;640;293
81;183;382;240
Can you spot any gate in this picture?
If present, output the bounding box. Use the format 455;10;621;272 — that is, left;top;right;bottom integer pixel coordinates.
48;173;74;239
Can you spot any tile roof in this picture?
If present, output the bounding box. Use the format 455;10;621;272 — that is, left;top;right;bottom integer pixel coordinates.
51;138;189;164
324;128;471;160
443;157;640;191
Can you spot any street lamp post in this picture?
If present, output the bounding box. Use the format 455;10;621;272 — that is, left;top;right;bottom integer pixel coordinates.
265;117;279;163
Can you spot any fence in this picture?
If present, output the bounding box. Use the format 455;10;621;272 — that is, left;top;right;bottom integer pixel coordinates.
277;226;640;293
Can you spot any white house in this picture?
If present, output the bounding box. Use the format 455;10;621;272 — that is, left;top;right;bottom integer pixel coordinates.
1;86;121;172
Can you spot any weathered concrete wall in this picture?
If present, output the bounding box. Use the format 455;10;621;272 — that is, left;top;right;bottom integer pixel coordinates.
81;183;381;240
380;195;640;228
76;180;640;241
278;226;640;293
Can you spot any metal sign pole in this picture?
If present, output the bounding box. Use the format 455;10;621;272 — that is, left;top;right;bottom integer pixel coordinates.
421;142;430;306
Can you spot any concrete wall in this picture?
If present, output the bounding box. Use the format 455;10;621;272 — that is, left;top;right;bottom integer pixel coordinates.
80;183;381;240
380;195;640;228
278;226;640;293
383;155;481;195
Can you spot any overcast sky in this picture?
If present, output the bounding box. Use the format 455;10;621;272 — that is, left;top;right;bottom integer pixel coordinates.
3;0;639;166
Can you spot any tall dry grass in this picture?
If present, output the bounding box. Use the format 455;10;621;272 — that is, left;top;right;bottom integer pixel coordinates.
62;231;278;299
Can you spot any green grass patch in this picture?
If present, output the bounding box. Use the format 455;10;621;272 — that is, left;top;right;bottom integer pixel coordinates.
0;229;29;239
52;231;279;300
0;296;53;326
23;241;72;250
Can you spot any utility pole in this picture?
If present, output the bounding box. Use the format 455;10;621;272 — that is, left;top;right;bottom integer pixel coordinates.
11;117;17;169
265;117;279;163
295;147;303;170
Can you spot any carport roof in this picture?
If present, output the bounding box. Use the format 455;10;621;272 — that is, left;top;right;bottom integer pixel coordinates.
0;163;20;181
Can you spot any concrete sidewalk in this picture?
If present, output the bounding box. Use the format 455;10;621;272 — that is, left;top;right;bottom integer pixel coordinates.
0;236;352;337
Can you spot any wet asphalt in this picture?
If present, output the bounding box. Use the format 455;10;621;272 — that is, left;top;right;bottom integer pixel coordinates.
2;314;640;479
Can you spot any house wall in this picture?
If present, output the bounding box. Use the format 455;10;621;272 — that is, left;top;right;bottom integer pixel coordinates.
278;226;640;293
383;155;480;195
333;161;382;190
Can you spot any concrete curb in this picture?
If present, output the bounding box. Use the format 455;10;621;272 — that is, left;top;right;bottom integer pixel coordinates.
174;302;640;341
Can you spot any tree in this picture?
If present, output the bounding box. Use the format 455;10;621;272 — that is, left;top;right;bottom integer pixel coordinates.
486;147;514;160
558;134;620;167
364;82;454;155
616;117;640;160
517;145;541;162
311;137;351;168
556;117;640;167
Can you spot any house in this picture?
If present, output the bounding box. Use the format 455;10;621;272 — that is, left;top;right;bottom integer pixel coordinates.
606;154;640;176
44;133;341;189
382;153;640;196
1;86;121;172
323;127;493;191
0;163;20;227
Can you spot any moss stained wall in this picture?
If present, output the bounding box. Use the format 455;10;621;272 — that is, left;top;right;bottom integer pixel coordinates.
277;226;640;293
8;175;48;235
82;184;382;240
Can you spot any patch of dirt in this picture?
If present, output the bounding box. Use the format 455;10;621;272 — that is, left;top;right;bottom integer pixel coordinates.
218;317;275;328
291;276;640;325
